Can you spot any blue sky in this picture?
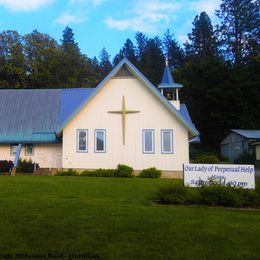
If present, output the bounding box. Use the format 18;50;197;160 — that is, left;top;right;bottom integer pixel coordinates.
0;0;221;59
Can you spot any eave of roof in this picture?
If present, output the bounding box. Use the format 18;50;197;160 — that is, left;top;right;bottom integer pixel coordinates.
0;133;59;144
56;58;199;138
231;129;260;139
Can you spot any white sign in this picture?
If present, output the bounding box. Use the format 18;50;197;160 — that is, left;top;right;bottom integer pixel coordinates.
184;163;255;189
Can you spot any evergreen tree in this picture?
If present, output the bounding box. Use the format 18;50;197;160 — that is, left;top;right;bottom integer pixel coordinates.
163;29;184;69
138;37;165;86
113;38;137;66
178;12;226;148
216;0;259;65
177;58;230;149
61;26;79;52
185;12;218;60
135;32;148;62
99;48;112;78
59;27;98;88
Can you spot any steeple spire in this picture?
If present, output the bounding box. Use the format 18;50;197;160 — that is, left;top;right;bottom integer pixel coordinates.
158;58;182;89
158;56;183;110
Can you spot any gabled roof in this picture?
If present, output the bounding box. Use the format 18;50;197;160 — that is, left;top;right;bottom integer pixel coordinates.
231;129;260;139
56;58;199;138
158;63;183;89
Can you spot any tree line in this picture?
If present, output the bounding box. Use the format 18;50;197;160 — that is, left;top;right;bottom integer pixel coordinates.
0;0;259;150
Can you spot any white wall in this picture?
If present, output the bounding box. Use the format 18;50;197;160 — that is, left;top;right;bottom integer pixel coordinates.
0;144;62;168
62;77;189;171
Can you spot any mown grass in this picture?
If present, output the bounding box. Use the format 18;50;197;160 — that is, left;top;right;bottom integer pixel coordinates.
0;176;259;259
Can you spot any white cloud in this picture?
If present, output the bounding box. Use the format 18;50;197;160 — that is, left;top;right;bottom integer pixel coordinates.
54;12;85;25
106;17;155;33
69;0;107;7
105;0;181;33
54;0;107;26
189;0;221;16
0;0;55;11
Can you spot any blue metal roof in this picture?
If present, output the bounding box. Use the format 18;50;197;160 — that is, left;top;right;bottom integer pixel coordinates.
60;88;95;124
180;104;200;143
231;129;260;139
158;63;183;89
0;89;60;143
0;88;94;143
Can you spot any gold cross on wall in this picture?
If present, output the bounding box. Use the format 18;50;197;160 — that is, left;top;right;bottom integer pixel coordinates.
108;96;140;145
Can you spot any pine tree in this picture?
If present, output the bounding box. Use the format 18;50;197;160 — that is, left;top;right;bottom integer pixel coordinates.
163;29;184;69
113;38;137;66
61;26;79;52
135;32;148;62
185;12;218;60
99;48;112;78
139;37;165;86
216;0;259;65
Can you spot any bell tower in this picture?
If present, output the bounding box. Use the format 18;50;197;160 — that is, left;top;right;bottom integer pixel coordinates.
158;58;183;110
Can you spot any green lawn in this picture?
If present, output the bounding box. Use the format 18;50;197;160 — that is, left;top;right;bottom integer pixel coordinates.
0;177;260;259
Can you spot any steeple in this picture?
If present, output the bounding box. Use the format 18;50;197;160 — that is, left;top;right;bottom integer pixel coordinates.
158;58;183;110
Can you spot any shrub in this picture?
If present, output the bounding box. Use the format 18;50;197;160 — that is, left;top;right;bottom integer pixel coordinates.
115;164;134;178
199;185;259;207
55;165;135;178
234;152;255;164
16;159;39;174
139;167;161;178
193;155;220;164
55;169;79;176
157;185;197;205
0;160;14;173
156;182;260;208
80;169;117;177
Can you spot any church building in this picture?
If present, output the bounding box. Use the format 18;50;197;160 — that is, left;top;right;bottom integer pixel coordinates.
0;58;199;176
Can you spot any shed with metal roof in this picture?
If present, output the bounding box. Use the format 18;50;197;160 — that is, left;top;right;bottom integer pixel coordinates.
220;129;260;162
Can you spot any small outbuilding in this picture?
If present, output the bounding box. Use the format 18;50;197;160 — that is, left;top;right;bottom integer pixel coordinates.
220;129;260;162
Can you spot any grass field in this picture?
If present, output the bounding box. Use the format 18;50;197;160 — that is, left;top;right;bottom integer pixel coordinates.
0;177;260;259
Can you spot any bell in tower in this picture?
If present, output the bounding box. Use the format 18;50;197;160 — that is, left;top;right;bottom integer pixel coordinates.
158;58;183;110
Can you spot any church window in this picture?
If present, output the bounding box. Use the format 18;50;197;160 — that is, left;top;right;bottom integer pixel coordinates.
25;144;34;156
161;130;173;154
94;129;106;153
10;144;18;156
77;129;88;152
142;130;154;154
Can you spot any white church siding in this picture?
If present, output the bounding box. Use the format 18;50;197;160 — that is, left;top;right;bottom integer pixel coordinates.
62;76;189;172
0;144;62;168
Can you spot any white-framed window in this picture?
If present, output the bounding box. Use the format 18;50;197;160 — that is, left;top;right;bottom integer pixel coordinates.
10;144;18;156
25;144;34;156
94;129;106;153
161;129;173;154
142;129;155;154
77;129;88;152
